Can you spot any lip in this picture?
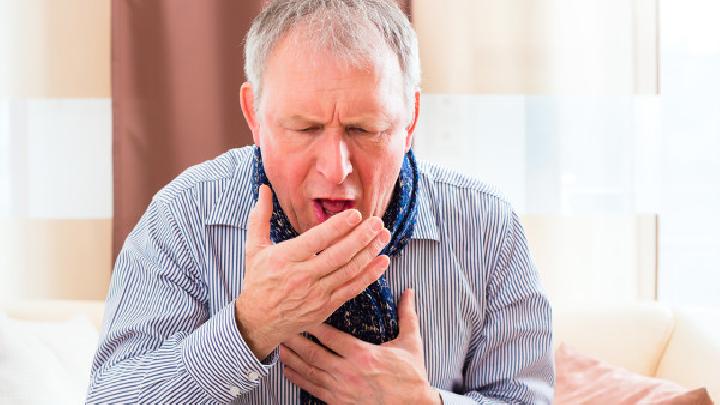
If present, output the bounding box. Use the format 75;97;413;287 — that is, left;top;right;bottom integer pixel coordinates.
313;198;356;224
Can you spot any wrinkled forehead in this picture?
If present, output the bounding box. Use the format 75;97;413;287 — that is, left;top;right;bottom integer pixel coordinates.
259;26;406;119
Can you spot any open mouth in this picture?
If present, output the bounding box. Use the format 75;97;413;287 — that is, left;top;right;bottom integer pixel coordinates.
313;198;356;223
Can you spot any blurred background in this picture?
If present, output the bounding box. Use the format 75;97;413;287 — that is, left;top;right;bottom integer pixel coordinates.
0;0;718;309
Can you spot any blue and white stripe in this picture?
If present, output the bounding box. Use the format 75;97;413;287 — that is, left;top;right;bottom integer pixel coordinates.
87;146;554;404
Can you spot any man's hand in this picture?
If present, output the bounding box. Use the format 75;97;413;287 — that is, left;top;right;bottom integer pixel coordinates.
279;289;442;405
235;184;392;359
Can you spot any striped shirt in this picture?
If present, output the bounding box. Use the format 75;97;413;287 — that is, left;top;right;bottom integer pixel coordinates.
87;146;554;404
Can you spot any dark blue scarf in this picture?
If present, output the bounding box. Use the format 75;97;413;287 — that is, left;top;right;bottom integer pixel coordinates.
251;146;418;404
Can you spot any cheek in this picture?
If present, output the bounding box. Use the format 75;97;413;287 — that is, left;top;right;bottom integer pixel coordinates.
357;147;406;213
260;127;305;186
261;143;312;217
264;152;308;196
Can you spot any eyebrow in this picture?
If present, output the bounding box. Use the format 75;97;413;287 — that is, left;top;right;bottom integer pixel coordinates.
279;114;392;129
278;115;323;127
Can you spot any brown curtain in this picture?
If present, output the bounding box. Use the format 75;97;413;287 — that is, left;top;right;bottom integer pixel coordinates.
111;0;412;261
112;1;264;260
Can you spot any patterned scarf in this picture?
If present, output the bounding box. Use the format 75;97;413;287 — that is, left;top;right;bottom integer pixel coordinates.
251;146;419;404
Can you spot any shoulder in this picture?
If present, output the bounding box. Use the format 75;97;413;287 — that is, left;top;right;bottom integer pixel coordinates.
151;146;253;206
417;159;515;228
415;158;523;280
128;146;254;268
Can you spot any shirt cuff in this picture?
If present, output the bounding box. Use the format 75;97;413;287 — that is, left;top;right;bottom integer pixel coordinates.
181;301;278;402
438;389;480;405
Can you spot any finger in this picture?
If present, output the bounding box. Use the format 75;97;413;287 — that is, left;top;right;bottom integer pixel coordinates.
283;334;342;371
246;184;273;255
282;209;362;260
279;343;334;388
397;288;421;342
305;323;365;357
283;365;331;402
329;255;390;307
317;227;390;289
310;217;390;277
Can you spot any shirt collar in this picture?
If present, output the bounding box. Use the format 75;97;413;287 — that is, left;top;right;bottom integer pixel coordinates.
410;174;440;241
206;150;255;228
207;152;439;241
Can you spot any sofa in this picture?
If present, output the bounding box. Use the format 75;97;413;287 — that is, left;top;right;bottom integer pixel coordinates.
1;300;718;403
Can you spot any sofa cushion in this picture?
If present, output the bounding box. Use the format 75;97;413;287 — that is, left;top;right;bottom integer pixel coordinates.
0;313;99;404
555;342;714;405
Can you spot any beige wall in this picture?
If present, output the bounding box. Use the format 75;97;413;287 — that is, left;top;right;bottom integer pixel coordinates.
0;219;111;302
0;0;110;98
413;0;658;94
414;0;550;93
524;214;658;306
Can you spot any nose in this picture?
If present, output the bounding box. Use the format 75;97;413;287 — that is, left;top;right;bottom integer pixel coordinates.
315;130;353;184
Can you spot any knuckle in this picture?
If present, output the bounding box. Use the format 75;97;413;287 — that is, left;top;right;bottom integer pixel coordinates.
309;295;330;316
343;250;372;280
318;278;334;297
365;226;378;241
306;364;321;381
342;259;362;279
294;236;311;252
365;245;379;263
322;252;342;270
332;266;351;285
306;347;322;364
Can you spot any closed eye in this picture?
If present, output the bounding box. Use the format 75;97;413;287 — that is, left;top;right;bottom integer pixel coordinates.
296;127;321;133
347;127;369;134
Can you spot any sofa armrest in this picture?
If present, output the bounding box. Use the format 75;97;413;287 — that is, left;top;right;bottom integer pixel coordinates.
656;306;720;402
553;302;675;377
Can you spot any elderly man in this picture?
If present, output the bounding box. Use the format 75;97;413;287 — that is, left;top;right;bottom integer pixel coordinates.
88;0;553;403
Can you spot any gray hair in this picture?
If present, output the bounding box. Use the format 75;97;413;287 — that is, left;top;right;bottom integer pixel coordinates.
244;0;421;110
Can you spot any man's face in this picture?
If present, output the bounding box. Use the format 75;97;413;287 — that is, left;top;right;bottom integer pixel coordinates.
243;33;417;233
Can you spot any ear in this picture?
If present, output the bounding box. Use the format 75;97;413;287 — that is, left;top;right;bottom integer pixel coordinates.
240;82;261;145
404;90;421;152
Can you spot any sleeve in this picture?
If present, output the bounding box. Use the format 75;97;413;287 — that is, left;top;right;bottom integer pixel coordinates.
439;210;554;404
86;199;278;404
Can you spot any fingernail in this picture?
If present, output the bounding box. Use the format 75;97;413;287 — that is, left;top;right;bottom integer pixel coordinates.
346;209;361;225
371;217;382;232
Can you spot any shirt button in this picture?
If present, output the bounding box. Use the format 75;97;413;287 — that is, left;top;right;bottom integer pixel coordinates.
229;386;241;396
247;371;261;382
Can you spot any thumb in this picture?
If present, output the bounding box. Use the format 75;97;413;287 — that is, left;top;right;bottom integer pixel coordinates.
247;184;273;254
397;288;421;343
